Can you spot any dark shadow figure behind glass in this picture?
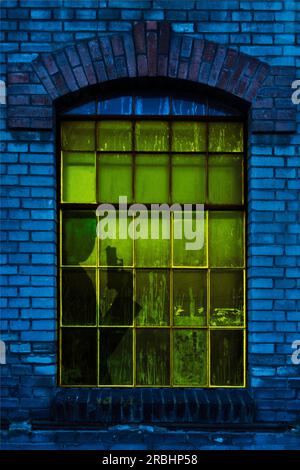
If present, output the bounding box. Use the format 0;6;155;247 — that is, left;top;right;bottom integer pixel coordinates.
100;246;141;385
63;232;141;385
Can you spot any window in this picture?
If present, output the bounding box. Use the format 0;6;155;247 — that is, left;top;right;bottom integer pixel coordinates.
59;91;246;388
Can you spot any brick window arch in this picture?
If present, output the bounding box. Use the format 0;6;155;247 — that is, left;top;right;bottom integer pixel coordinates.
8;21;284;133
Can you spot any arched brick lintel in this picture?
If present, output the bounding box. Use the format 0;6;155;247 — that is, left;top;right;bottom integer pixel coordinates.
7;21;295;132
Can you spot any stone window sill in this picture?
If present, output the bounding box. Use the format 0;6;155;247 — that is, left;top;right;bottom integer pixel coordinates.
52;389;255;425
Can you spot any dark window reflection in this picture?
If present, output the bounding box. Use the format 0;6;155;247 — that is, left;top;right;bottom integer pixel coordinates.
100;269;134;325
99;247;141;384
62;268;96;325
210;330;244;386
99;328;133;385
61;328;97;385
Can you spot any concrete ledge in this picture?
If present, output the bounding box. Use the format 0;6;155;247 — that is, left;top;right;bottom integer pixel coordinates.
1;425;300;450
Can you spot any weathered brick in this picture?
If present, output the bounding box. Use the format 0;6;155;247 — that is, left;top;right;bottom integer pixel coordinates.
77;42;97;85
147;30;158;76
134;21;146;54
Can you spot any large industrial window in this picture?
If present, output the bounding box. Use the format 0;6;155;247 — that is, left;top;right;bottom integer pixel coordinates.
59;92;246;388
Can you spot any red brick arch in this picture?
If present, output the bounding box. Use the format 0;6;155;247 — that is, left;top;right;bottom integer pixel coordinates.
8;21;295;132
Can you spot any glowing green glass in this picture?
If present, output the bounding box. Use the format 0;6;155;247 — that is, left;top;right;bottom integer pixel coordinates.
173;270;206;326
135;121;169;151
210;270;244;326
98;121;132;151
62;211;97;266
61;121;95;151
136;269;169;326
172;154;206;203
135;215;170;267
209;122;243;152
208;154;243;204
98;212;133;267
172;121;206;152
135;154;169;203
98;154;133;203
62;152;95;203
136;328;170;385
209;211;244;267
173;330;207;386
173;212;207;266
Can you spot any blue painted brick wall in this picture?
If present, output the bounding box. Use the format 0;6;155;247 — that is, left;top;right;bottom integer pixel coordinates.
0;0;300;441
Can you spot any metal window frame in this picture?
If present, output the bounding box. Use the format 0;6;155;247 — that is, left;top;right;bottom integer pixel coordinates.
57;95;247;389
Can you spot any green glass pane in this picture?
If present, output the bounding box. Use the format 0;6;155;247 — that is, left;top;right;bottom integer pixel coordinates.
99;328;133;385
136;269;169;326
62;211;97;266
135;154;169;203
173;211;206;266
136;328;170;385
98;121;132;151
98;213;133;267
62;268;96;325
62;152;95;203
209;211;244;267
61;328;97;385
173;329;207;386
61;121;95;151
172;122;206;152
209;122;243;152
210;270;244;326
172;154;206;204
135;121;169;151
135;214;170;267
173;270;206;326
99;269;133;326
208;154;243;204
98;154;133;203
210;330;244;386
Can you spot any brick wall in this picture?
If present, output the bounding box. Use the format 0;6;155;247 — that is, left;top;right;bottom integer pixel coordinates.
1;0;300;442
